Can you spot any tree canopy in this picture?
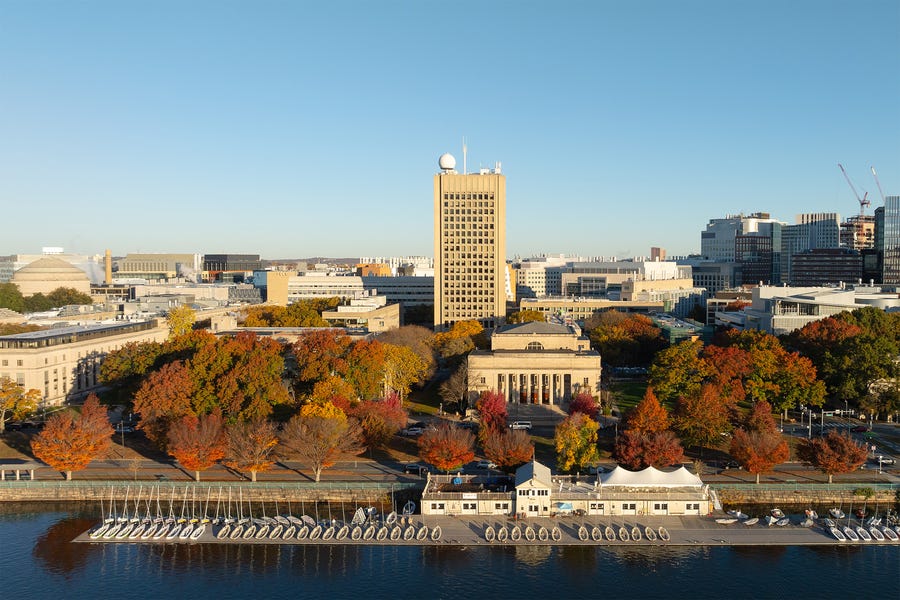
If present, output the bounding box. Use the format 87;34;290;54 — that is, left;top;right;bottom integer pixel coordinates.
418;424;475;472
30;395;113;480
555;413;601;472
796;430;867;483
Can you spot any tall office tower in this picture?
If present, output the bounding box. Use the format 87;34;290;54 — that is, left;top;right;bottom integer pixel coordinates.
782;213;841;283
879;196;900;285
434;153;506;331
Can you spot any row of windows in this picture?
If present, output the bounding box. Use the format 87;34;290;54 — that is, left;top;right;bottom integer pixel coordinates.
443;208;495;216
443;253;496;260
443;195;495;202
517;489;549;496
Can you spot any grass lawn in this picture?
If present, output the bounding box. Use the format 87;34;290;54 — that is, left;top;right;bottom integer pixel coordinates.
610;378;650;413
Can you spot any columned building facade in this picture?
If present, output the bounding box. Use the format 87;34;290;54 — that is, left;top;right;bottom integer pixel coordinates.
467;322;601;406
433;153;506;331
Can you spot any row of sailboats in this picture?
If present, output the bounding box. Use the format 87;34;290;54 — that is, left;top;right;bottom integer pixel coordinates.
89;485;210;542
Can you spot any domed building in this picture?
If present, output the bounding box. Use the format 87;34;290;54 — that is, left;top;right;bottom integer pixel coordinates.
10;256;92;297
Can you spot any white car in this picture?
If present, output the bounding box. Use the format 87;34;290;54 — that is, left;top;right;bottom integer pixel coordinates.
508;421;532;430
401;427;424;436
475;460;498;469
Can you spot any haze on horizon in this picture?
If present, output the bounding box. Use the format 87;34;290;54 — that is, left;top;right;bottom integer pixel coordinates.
1;1;898;260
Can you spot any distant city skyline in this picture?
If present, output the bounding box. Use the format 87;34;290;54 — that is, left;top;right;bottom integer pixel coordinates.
2;1;898;259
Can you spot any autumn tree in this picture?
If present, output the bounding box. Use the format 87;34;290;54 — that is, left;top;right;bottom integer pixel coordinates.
224;418;279;482
280;402;363;482
587;313;666;367
132;360;198;446
309;376;357;406
555;413;601;472
432;320;486;362
860;384;900;422
351;393;408;450
475;390;508;440
796;430;868;483
167;410;226;481
483;428;533;472
382;343;429;400
376;325;437;380
729;429;789;484
743;399;780;434
418;423;475;472
30;395;113;481
98;340;163;388
506;310;545;324
567;391;600;421
344;339;387;400
615;429;684;470
291;330;353;394
674;383;731;454
624;387;670;434
165;304;196;338
0;376;41;432
647;339;712;403
615;387;684;469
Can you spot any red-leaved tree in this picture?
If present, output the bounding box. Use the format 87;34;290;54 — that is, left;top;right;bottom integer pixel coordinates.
475;390;507;440
567;391;600;421
167;410;226;481
418;423;475;472
351;392;408;451
616;430;684;470
729;429;789;484
796;430;868;483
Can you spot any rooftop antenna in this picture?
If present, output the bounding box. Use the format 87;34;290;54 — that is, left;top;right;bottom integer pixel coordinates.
462;137;467;175
870;166;887;204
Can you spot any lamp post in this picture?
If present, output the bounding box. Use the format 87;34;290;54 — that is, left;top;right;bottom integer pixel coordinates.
845;400;849;436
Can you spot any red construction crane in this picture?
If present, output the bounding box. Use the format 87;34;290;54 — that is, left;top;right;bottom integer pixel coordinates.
838;163;870;216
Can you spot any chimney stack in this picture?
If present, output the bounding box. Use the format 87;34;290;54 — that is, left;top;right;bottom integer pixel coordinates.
104;249;112;285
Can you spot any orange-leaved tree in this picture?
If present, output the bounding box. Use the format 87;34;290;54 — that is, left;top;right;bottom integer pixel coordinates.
555;412;601;472
280;401;364;482
167;409;226;481
615;387;684;469
674;383;731;455
624;387;669;434
796;430;868;483
224;418;280;482
729;400;789;484
418;423;475;472
0;375;41;432
132;360;197;447
483;428;533;472
30;394;113;480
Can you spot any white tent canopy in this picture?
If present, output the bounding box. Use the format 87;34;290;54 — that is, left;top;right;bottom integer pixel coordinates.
598;465;703;488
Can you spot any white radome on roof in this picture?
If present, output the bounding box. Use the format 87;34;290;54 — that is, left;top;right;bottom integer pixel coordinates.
438;153;456;170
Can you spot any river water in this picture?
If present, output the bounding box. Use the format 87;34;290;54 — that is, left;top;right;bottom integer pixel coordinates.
1;503;896;600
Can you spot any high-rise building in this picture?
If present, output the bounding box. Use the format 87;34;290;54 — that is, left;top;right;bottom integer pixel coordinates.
433;153;506;331
840;215;876;250
879;196;900;285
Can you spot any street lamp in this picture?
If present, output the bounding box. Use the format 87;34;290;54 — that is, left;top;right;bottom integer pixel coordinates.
845;400;849;436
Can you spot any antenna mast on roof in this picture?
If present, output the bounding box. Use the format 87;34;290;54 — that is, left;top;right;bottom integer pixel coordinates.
462;137;467;175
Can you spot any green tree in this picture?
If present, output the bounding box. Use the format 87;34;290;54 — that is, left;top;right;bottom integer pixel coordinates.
555;413;601;472
24;293;53;312
648;339;711;403
46;287;93;307
0;283;25;312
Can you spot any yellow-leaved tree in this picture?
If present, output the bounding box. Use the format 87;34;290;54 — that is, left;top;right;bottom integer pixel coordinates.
0;376;41;432
555;412;600;473
165;305;196;338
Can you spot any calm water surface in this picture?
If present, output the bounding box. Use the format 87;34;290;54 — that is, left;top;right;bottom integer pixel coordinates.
1;504;896;600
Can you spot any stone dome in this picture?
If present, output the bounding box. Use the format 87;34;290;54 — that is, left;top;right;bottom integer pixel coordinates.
11;256;91;297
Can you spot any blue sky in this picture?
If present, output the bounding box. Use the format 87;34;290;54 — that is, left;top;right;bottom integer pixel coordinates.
1;0;898;260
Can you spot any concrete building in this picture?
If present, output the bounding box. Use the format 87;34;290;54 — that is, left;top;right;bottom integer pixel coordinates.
114;253;202;281
321;295;401;332
467;321;601;407
519;297;663;324
9;256;93;297
620;278;706;318
433;153;506;331
781;214;841;284
0;320;169;407
715;285;900;335
683;260;742;295
203;254;263;282
421;460;710;518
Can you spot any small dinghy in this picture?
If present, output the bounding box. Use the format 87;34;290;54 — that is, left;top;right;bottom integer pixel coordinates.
727;510;748;520
190;524;205;541
880;526;898;541
743;518;759;526
770;508;785;519
829;508;845;519
842;526;859;541
402;501;416;516
776;517;790;527
869;527;885;542
658;527;670;541
830;527;846;541
716;518;738;525
855;527;871;541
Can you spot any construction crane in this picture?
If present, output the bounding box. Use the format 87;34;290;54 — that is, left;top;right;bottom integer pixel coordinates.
871;166;887;204
838;163;870;216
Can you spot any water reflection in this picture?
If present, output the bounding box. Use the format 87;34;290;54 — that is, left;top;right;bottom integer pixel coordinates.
32;517;99;578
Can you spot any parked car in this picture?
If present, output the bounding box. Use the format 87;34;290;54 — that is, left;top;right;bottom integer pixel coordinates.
115;424;135;433
5;422;23;431
724;460;741;470
851;425;868;433
401;427;424;437
508;421;532;430
403;464;428;476
475;460;498;469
